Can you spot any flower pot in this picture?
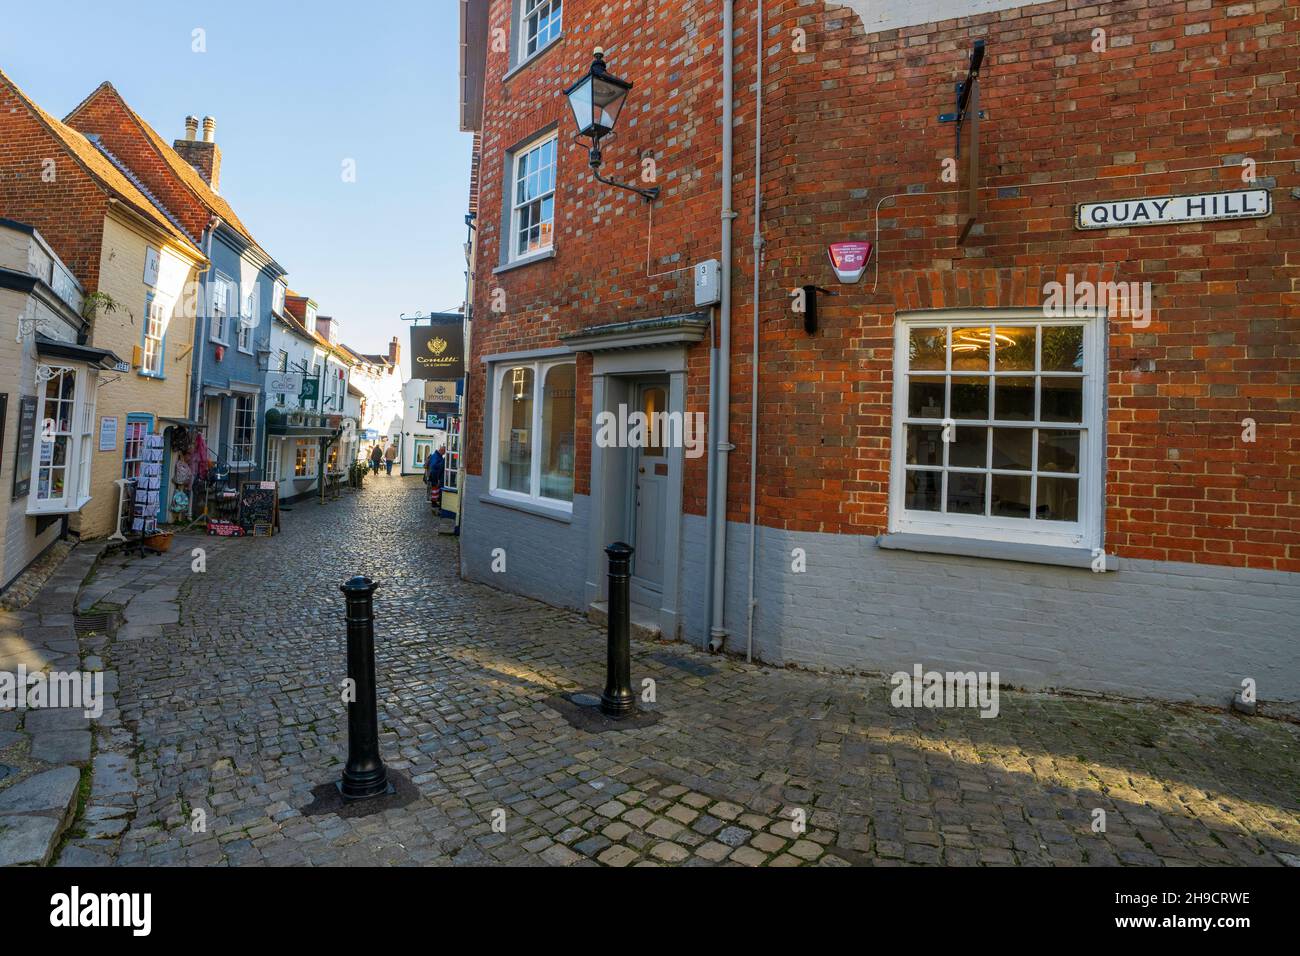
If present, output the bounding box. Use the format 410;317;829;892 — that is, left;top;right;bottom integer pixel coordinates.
144;531;173;552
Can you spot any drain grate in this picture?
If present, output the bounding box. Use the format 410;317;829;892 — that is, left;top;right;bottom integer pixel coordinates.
74;613;111;636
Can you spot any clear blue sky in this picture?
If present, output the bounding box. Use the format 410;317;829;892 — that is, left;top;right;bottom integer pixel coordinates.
0;0;471;374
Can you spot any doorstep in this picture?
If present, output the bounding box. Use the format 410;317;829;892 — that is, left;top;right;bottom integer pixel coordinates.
587;601;662;642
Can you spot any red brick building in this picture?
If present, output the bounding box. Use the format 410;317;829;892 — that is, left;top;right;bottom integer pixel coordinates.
457;0;1298;704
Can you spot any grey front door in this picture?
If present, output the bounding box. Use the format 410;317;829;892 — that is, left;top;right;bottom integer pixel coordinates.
630;381;669;607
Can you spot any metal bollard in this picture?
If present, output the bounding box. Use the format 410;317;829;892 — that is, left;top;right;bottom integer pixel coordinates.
338;575;390;800
600;542;636;718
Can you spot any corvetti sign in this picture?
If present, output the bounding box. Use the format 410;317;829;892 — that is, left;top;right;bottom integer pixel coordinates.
1075;189;1271;230
827;241;873;283
411;322;465;381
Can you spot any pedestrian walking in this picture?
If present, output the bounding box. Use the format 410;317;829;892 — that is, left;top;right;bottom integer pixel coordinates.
369;443;383;475
384;441;397;476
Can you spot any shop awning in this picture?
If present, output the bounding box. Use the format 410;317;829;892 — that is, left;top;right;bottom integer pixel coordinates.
159;416;202;427
267;423;337;438
35;333;123;370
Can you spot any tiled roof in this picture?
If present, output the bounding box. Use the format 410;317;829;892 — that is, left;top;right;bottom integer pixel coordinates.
0;68;203;259
64;82;264;257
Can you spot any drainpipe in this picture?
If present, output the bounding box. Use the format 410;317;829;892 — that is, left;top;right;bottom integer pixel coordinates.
703;307;719;651
708;0;736;653
745;0;764;664
192;216;222;425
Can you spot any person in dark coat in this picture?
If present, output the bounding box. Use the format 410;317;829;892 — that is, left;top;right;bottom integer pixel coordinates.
426;445;446;489
368;443;383;475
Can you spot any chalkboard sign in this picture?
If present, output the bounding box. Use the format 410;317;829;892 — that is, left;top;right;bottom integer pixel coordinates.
239;481;277;534
12;395;36;500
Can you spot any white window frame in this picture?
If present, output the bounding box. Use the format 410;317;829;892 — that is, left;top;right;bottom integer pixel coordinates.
266;438;282;483
888;309;1105;551
293;440;318;478
518;0;562;65
508;132;557;263
210;275;232;345
229;392;258;467
488;358;575;510
237;289;256;353
27;365;96;515
140;293;169;378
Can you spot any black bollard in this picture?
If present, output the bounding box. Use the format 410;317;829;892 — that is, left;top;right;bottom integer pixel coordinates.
338;575;390;800
600;542;636;718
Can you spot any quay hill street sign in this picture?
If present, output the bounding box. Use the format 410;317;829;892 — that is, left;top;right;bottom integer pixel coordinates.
1075;188;1271;230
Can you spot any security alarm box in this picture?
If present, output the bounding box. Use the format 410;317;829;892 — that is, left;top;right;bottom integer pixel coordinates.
694;259;721;306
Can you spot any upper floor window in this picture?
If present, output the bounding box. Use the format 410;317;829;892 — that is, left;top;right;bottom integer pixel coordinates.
889;312;1103;551
272;281;286;316
238;289;256;353
141;293;168;377
509;133;557;262
521;0;562;62
210;276;232;345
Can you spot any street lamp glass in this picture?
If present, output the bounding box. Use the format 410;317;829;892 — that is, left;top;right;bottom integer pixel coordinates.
564;53;631;139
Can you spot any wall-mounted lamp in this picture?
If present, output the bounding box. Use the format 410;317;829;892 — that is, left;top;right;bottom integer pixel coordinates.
563;48;659;202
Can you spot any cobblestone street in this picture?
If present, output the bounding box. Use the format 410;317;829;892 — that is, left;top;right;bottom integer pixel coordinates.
37;476;1300;866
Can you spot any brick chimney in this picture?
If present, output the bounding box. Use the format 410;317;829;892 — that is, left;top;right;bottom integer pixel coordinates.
172;114;221;191
388;336;400;368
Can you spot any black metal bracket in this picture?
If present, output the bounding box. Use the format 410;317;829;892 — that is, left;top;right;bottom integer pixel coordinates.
800;285;838;335
583;136;659;202
938;39;987;157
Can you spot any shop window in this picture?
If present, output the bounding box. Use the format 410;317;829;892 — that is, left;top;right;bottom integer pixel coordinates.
294;441;317;477
508;132;556;262
230;393;257;465
122;414;153;481
890;313;1101;550
28;366;96;515
491;360;574;507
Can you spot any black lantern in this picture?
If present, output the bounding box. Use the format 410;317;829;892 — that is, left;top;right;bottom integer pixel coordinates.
563;48;659;202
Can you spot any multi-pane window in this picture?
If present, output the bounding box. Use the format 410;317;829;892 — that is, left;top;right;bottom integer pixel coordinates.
891;314;1099;549
277;350;289;406
510;134;556;261
521;0;562;60
210;277;232;344
238;290;255;352
266;438;282;483
294;440;317;477
141;294;167;376
123;416;149;481
29;366;95;514
230;393;256;464
491;360;575;506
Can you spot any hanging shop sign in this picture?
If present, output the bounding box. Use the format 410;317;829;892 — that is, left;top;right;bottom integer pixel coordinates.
267;371;303;396
425;412;448;431
827;241;873;283
424;380;457;403
411;322;464;381
1075;189;1271;230
299;378;319;403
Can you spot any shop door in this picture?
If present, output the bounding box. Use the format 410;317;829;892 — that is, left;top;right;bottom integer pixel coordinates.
629;381;669;607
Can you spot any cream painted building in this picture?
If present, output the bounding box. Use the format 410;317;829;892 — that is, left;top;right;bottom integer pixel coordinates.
76;210;205;539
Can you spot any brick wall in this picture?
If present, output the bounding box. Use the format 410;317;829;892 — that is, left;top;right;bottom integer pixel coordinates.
64;87;209;242
0;82;110;289
469;0;1299;572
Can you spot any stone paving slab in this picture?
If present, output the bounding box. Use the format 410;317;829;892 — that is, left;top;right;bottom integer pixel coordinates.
56;478;1300;868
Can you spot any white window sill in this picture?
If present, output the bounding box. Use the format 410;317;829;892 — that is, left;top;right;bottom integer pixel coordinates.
27;493;91;517
877;532;1116;571
494;249;555;274
137;371;165;380
479;492;572;524
502;34;563;83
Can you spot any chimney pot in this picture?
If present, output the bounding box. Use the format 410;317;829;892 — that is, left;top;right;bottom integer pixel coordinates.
184;115;199;140
202;116;216;143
